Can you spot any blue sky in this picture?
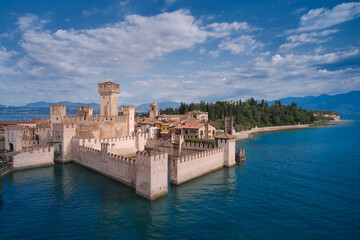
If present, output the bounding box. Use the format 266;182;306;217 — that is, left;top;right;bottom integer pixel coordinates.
0;0;359;106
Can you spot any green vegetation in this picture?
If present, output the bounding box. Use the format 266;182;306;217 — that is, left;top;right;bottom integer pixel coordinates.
161;98;322;130
185;138;215;145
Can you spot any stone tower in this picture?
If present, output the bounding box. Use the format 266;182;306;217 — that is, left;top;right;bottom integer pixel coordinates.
215;133;236;167
121;106;135;135
98;81;120;116
149;102;159;119
50;105;66;128
224;117;234;135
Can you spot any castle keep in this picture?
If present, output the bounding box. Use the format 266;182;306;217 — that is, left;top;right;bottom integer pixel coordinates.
4;81;238;201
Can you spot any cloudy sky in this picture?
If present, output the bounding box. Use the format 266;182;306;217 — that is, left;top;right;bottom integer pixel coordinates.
0;0;359;106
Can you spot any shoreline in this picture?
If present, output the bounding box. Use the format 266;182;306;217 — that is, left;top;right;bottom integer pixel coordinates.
234;124;313;141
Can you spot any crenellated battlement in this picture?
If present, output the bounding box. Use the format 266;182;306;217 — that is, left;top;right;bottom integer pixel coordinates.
62;115;127;123
146;138;172;148
183;141;215;150
121;105;135;113
50;105;66;115
22;140;40;147
52;123;76;129
21;145;54;154
177;147;224;164
78;144;135;164
36;128;51;133
79;135;137;145
98;81;120;94
77;106;93;117
136;150;168;165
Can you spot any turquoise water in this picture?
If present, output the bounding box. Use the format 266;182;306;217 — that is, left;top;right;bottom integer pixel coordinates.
1;121;360;239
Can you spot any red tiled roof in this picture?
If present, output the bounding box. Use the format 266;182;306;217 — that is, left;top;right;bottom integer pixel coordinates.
215;133;236;139
175;123;205;129
5;125;31;131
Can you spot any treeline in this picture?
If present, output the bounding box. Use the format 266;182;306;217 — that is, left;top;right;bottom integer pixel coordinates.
160;98;320;130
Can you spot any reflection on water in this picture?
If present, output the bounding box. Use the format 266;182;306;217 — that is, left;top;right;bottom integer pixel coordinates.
0;121;360;239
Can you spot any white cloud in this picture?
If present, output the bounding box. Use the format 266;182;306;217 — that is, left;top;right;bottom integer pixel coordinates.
16;10;208;78
219;35;264;55
281;2;360;51
199;47;206;54
16;14;48;31
206;21;252;33
209;50;219;58
165;0;177;7
279;29;339;51
184;48;360;101
0;44;16;63
180;60;195;65
292;2;360;33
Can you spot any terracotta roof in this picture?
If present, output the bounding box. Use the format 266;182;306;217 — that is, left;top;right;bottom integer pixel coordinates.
137;118;154;124
0;119;44;125
159;115;189;120
187;110;206;115
5;125;31;131
175;123;205;130
215;133;236;139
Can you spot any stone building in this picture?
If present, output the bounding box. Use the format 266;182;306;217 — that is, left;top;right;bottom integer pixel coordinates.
149;102;159;120
175;123;216;139
186;110;208;122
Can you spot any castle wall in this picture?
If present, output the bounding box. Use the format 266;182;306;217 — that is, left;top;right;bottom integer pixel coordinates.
146;139;215;156
170;147;224;185
136;151;168;200
37;128;52;145
5;129;23;151
12;146;54;169
217;138;236;167
80;133;147;156
73;145;137;187
62;115;130;138
53;123;77;163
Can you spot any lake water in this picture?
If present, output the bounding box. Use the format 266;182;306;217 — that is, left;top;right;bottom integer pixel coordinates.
0;115;50;120
1;121;359;239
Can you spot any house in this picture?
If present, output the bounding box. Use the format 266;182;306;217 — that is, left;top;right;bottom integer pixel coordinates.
186;111;208;122
175;123;216;139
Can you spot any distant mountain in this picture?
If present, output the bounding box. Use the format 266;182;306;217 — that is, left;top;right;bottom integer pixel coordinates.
136;101;181;111
274;91;360;119
25;101;100;109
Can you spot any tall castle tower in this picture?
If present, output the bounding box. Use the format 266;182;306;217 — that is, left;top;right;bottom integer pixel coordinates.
149;102;159;120
98;81;120;116
50;105;66;128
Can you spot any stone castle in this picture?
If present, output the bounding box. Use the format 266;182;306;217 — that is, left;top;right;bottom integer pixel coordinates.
4;81;238;201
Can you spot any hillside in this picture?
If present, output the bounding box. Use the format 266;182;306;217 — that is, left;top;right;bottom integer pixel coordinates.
274;91;360;119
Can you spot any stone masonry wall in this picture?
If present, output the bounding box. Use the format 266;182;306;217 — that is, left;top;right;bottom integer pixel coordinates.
136;150;168;200
73;145;137;187
170;147;224;185
12;146;54;169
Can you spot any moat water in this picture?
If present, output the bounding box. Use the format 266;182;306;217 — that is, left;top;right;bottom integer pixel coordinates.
1;121;360;239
